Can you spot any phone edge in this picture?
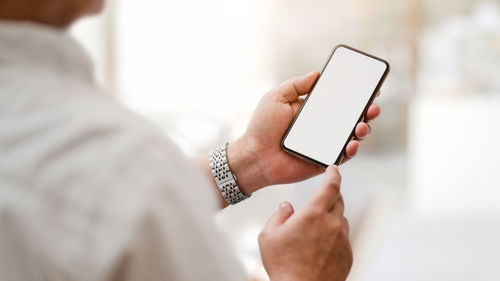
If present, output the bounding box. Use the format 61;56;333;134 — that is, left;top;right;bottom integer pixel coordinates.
280;44;391;168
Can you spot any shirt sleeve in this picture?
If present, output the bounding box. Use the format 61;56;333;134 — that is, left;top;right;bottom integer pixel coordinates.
74;123;247;281
0;95;246;281
87;129;247;281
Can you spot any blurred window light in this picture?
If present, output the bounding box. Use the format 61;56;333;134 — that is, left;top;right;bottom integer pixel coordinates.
114;0;273;116
110;0;279;154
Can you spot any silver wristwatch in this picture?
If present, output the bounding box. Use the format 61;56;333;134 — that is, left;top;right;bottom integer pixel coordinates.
209;143;251;205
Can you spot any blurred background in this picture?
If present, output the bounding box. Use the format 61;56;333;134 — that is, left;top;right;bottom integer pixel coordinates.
71;0;500;280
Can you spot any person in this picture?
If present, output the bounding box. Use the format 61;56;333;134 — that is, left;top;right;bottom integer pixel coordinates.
0;1;381;280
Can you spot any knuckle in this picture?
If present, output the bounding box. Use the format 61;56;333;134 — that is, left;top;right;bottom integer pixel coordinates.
324;171;341;192
331;220;344;232
338;196;345;210
329;217;345;232
324;179;340;196
304;207;323;221
328;174;341;188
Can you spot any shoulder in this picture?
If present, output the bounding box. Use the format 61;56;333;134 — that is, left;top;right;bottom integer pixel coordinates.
4;71;199;197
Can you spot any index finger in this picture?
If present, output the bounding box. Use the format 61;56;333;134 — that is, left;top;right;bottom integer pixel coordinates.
306;165;342;211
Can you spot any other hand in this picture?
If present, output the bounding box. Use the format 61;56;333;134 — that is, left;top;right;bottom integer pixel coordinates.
258;165;352;281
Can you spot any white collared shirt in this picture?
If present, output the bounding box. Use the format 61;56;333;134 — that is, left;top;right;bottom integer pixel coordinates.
0;21;244;281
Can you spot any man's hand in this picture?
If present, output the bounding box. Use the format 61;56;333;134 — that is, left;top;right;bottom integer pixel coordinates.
258;165;352;281
227;71;381;194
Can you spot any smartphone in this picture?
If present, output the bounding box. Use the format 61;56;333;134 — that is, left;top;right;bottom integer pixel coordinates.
281;44;390;167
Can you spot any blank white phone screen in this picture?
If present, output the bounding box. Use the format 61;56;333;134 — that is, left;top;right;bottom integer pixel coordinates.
283;46;388;165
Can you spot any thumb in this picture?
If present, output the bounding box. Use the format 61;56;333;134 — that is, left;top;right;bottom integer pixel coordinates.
265;201;295;227
276;71;319;103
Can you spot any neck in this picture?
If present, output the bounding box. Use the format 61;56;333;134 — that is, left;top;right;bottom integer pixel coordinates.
0;1;76;28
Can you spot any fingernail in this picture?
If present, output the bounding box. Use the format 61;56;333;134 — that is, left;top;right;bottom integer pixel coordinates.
279;201;288;209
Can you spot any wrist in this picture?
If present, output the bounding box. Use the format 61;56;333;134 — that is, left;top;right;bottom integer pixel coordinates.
226;136;266;194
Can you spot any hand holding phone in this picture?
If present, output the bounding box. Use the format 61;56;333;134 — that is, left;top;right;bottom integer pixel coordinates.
282;45;390;167
225;47;386;194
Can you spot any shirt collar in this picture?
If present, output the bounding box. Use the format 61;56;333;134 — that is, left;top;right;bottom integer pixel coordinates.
0;20;94;82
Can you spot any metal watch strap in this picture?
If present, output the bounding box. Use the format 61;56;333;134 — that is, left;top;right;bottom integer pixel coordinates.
209;143;251;205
